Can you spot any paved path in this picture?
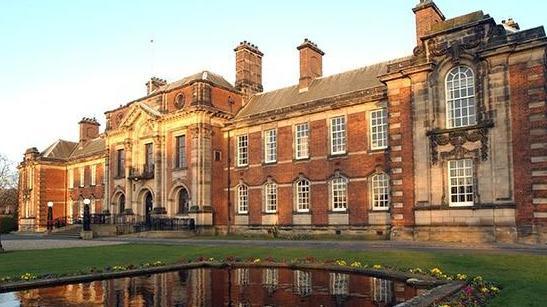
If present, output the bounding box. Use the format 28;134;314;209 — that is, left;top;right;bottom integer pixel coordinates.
0;234;126;251
2;233;546;255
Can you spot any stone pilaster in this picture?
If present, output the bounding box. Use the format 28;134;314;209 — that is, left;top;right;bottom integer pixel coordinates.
124;139;133;212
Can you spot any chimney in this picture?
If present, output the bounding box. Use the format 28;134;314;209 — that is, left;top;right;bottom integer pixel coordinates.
146;77;167;95
413;0;445;46
234;41;263;101
79;117;100;143
297;39;324;91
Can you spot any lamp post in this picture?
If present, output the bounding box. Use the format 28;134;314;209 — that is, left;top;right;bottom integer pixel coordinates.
47;201;54;232
0;215;4;253
83;198;91;232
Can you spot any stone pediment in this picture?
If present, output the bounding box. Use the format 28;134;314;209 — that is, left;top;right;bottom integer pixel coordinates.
118;102;162;129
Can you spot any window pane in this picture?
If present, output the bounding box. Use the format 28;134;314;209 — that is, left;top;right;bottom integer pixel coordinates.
446;66;477;128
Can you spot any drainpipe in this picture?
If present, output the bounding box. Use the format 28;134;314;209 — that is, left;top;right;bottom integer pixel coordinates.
227;130;232;235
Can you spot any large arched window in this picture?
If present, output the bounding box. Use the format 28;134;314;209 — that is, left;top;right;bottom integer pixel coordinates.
331;176;348;212
237;184;249;214
446;66;476;128
295;179;311;213
371;173;390;211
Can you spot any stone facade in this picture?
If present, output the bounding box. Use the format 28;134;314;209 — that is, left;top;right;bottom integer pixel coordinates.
17;1;547;243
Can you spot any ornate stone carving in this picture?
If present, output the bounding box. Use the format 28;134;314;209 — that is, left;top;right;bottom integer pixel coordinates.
427;120;493;164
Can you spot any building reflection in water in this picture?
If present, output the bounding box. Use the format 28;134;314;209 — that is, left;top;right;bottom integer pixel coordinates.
4;267;420;306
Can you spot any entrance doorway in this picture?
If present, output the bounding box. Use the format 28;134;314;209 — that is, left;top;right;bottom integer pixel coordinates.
178;188;190;215
144;191;153;226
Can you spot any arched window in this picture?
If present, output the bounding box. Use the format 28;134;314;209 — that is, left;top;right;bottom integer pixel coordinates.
295;179;311;212
446;66;476;128
178;188;189;214
237;184;248;214
331;176;348;212
371;173;390;211
264;182;277;213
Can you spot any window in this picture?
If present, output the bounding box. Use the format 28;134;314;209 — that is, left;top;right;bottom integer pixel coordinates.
330;273;349;295
295;123;309;159
370;109;388;150
214;150;222;161
236;268;249;286
90;164;97;186
236;135;248;167
371;173;390;210
68;169;74;189
448;159;474;206
294;270;312;296
264;182;277;213
330;116;346;155
446;66;476;128
116;149;125;177
371;278;393;303
331;176;348;211
264;129;277;163
79;167;85;187
175;135;186;168
237;184;249;214
263;268;278;292
295;179;311;212
174;93;185;109
145;143;154;172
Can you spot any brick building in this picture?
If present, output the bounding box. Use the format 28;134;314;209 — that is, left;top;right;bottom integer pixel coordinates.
17;1;547;243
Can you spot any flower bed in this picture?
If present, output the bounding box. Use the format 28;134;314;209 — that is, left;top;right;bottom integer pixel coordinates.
0;256;500;306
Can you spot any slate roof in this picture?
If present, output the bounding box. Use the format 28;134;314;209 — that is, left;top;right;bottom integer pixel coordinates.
235;57;411;119
40;137;105;161
158;70;235;92
41;140;78;160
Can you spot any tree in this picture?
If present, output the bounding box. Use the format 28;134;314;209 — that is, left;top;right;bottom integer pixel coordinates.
0;153;18;252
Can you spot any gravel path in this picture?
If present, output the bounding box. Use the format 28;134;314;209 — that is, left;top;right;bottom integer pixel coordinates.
0;234;126;251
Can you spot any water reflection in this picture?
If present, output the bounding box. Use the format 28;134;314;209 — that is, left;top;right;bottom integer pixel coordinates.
0;267;419;306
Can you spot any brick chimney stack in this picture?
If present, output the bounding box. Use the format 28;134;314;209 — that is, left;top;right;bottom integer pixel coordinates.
413;0;445;47
79;117;100;143
297;39;324;91
234;41;263;102
146;77;167;95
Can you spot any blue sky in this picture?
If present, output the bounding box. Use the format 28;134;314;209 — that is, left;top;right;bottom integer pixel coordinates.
0;0;545;163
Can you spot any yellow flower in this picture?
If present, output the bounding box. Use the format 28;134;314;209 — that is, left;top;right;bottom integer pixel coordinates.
335;260;347;266
490;286;500;293
253;258;261;263
372;264;382;269
350;261;362;268
456;273;467;280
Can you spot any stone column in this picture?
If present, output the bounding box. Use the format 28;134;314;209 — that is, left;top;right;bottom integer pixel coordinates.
189;122;213;226
153;135;164;213
103;149;110;213
124;139;133;213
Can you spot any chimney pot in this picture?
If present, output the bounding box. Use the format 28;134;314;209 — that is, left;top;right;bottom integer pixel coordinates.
234;40;263;103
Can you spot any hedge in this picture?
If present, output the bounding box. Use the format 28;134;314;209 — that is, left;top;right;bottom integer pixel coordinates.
0;215;17;234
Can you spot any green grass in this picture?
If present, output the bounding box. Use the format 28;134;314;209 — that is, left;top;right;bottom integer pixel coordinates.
1;244;546;306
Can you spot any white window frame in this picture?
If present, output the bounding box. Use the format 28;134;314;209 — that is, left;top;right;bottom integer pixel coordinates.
331;176;348;212
371;277;393;303
330;116;347;155
371;173;390;211
370;109;388;150
448;159;474;207
90;164;97;186
236;134;248;167
445;66;477;128
295;179;311;213
294;270;312;296
264;129;277;163
68;168;74;189
263;268;278;291
79;167;85;187
329;272;349;295
264;182;278;213
295;123;310;160
236;268;249;286
237;184;249;214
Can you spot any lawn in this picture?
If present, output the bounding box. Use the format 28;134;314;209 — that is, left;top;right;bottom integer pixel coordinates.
0;244;545;306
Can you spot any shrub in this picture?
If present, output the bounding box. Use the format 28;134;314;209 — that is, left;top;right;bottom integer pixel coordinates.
0;215;18;234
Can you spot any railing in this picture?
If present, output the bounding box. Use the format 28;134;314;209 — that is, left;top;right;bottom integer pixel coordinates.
128;164;154;180
72;213;195;234
47;216;68;229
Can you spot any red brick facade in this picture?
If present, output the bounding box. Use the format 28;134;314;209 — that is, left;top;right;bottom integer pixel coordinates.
17;1;547;243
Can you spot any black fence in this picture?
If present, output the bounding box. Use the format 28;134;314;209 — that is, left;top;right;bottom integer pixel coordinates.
71;213;195;233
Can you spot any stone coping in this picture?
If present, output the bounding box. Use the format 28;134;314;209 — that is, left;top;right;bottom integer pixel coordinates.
0;262;463;306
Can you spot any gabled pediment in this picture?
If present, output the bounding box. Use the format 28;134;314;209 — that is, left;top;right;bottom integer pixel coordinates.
118;101;162;129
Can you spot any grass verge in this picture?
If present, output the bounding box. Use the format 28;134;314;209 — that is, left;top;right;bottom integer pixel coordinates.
0;244;545;306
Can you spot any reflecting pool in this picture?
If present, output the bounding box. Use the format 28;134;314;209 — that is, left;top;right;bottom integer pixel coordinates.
0;267;422;306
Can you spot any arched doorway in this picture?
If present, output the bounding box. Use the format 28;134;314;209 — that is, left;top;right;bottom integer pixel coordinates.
118;194;126;214
144;191;153;226
177;188;189;215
